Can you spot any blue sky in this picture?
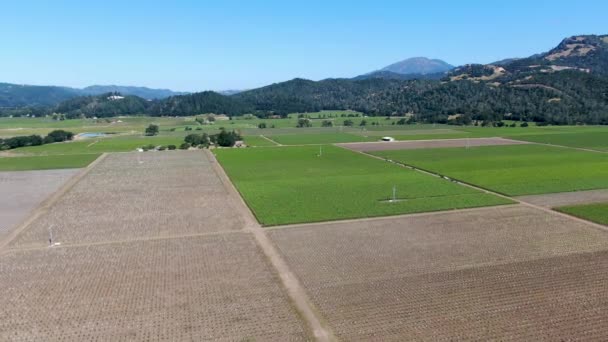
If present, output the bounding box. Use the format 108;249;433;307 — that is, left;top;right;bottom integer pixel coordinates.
1;0;607;91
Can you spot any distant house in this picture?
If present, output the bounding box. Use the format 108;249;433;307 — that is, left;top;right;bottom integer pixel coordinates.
234;140;246;148
215;114;230;121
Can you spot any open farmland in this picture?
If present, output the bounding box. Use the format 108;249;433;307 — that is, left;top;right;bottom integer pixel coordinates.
0;169;79;238
0;151;311;341
269;205;608;341
372;144;608;196
215;145;511;225
516;189;608;207
268;132;375;145
557;202;608;225
8;151;249;248
0;154;99;171
511;131;608;151
338;137;529;152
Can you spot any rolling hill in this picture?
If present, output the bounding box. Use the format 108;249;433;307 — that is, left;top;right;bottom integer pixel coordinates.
2;34;608;125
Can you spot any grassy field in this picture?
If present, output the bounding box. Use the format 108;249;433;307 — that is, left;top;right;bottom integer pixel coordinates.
373;144;608;196
5;135;184;156
215;145;510;225
268;133;375;145
511;132;608;151
557;202;608;225
242;135;278;147
0;154;99;171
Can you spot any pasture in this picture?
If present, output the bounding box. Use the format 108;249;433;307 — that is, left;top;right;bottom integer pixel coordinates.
215;145;510;225
558;202;608;225
373;144;608;196
0;154;99;171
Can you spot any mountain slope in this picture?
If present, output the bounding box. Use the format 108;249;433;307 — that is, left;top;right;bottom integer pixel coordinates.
380;57;454;75
82;85;187;100
0;83;186;107
0;83;80;107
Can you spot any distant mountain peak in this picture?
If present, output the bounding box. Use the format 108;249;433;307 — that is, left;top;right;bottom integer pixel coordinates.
380;57;454;75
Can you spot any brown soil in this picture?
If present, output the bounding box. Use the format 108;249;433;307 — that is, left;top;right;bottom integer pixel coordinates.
0;169;79;239
1;151;312;341
516;189;608;208
269;205;608;341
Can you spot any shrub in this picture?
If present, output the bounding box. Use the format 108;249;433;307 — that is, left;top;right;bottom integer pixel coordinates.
167;144;177;150
179;142;191;150
144;124;159;136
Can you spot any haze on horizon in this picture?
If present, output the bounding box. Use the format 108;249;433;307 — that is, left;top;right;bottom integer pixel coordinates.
1;0;607;92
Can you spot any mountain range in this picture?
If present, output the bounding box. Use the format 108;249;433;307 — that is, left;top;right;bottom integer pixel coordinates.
2;34;608;125
0;84;187;108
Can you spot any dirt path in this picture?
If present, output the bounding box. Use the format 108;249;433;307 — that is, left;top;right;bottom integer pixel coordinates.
516;189;608;208
205;150;336;342
260;135;282;146
337;137;529;152
508;139;608;154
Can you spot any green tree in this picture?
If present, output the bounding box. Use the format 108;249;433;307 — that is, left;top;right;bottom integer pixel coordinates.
145;124;159;136
321;120;333;127
343;119;354;126
296;118;312;128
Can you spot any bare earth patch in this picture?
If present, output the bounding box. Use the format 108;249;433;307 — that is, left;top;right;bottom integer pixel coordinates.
337;137;529;152
9;151;248;249
517;189;608;208
0;234;310;341
1;151;311;341
0;169;79;239
269;205;608;340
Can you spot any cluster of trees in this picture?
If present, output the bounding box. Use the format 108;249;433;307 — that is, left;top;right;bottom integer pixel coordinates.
182;129;242;149
0;129;74;150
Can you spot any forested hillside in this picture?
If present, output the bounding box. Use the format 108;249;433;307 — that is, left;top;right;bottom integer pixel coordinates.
2;34;608;124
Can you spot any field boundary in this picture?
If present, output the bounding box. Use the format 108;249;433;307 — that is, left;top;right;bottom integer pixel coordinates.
268;204;522;230
508;138;608;154
205;150;337;342
260;135;282;146
0;153;108;254
336;145;608;233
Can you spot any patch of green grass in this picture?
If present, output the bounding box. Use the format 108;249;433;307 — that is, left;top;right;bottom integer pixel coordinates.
8;136;185;156
557;202;608;225
372;144;608;196
268;133;375;145
509;132;608;151
0;154;100;171
215;145;511;226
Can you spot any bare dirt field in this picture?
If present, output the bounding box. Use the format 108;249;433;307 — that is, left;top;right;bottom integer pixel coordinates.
269;205;608;341
8;151;249;249
337;137;529;152
0;233;310;341
517;189;608;207
0;169;79;239
1;151;311;341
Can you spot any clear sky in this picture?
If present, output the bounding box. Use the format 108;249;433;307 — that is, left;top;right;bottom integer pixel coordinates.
1;0;607;92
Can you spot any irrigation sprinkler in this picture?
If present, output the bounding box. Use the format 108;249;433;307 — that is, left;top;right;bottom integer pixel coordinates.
47;225;60;247
318;145;323;157
390;185;397;203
